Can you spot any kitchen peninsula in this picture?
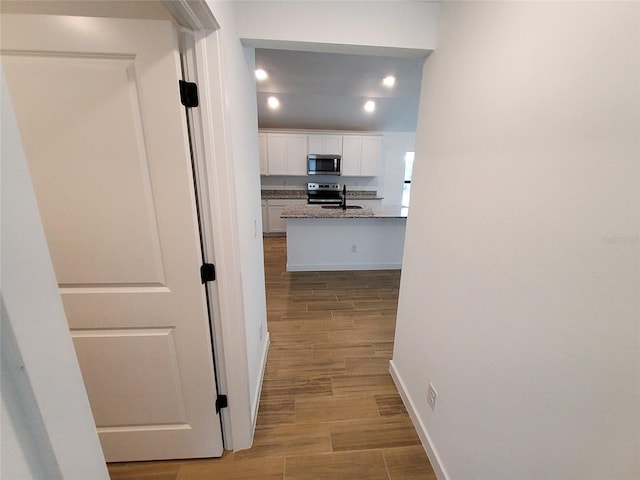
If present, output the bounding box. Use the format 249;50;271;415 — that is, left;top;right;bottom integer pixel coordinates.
281;204;408;272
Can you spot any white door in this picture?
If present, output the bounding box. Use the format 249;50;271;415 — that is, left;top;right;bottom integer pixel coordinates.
1;14;224;462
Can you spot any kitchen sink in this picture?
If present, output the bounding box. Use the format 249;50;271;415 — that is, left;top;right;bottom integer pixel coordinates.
321;205;363;210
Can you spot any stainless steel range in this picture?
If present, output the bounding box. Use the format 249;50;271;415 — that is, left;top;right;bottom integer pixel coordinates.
307;182;343;204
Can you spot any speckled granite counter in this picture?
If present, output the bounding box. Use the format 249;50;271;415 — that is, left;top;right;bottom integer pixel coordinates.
261;189;307;199
281;204;408;219
261;189;383;200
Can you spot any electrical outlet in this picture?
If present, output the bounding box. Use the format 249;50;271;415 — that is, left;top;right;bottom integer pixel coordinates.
427;382;438;411
351;244;357;253
259;324;263;341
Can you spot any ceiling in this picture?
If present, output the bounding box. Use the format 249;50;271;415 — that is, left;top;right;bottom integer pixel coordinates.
1;2;427;133
254;48;426;132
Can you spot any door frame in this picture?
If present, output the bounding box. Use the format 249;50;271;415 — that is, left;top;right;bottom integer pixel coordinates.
2;0;253;455
179;29;233;447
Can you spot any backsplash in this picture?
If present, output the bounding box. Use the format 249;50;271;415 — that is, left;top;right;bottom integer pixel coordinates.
261;189;381;200
260;175;379;192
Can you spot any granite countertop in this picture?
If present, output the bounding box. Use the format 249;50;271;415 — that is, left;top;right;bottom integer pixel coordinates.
261;189;307;199
281;204;408;219
261;189;383;200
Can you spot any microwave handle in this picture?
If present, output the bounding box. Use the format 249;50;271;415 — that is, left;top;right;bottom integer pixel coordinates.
334;158;338;170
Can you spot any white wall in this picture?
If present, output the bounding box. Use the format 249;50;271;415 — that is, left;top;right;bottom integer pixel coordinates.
392;2;640;479
235;0;439;55
1;71;108;479
286;217;406;271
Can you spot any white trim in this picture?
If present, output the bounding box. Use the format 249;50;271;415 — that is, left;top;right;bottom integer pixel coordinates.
162;0;219;30
389;360;450;480
180;29;233;449
189;29;254;451
251;332;271;430
286;263;402;272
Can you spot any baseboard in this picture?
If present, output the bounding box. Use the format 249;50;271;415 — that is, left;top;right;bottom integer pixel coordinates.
251;332;270;430
389;360;450;480
286;262;402;272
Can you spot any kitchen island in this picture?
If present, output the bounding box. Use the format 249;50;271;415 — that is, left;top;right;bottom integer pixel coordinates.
281;204;408;271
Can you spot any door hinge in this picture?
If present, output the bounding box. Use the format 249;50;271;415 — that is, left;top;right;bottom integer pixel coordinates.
216;394;228;413
179;80;199;108
200;263;216;283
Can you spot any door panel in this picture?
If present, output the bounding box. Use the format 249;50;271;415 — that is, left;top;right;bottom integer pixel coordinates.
72;328;187;427
2;53;165;286
1;14;223;461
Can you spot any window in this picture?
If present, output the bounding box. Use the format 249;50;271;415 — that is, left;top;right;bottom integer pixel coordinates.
402;152;414;208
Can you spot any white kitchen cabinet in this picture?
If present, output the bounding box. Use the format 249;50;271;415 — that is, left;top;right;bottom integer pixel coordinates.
341;135;381;176
307;135;323;154
259;133;268;175
266;199;306;234
341;136;362;176
261;199;268;233
287;136;307;175
307;134;343;155
360;136;381;176
266;133;307;175
266;134;287;174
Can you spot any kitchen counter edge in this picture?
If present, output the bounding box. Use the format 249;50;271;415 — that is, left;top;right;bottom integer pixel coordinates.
281;204;408;219
261;189;383;200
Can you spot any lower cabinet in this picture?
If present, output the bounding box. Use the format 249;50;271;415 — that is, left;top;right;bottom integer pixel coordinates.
267;205;286;233
261;199;268;233
264;199;306;234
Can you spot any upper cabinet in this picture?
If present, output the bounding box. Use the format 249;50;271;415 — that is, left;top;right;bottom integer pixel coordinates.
265;133;307;176
259;131;380;177
307;134;343;155
342;135;381;176
258;133;268;175
360;136;381;176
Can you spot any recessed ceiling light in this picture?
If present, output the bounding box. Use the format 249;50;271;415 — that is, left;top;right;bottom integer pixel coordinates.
255;69;268;81
383;75;396;87
267;96;280;109
364;100;375;113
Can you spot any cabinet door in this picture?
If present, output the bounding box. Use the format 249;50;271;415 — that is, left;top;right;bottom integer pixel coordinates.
267;205;286;233
307;135;324;154
261;200;269;233
267;134;288;175
266;199;306;233
287;135;308;175
259;133;268;175
360;136;381;176
341;136;362;176
307;135;343;155
324;135;343;155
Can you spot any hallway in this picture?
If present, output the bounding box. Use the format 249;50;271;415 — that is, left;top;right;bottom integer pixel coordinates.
108;236;435;479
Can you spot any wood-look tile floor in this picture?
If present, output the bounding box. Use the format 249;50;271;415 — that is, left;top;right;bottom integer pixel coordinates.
108;236;436;479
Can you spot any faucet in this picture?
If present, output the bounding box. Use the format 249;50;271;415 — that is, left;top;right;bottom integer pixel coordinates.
342;185;347;210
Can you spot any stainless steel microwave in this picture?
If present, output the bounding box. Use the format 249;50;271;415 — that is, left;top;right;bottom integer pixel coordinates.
307;154;341;176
